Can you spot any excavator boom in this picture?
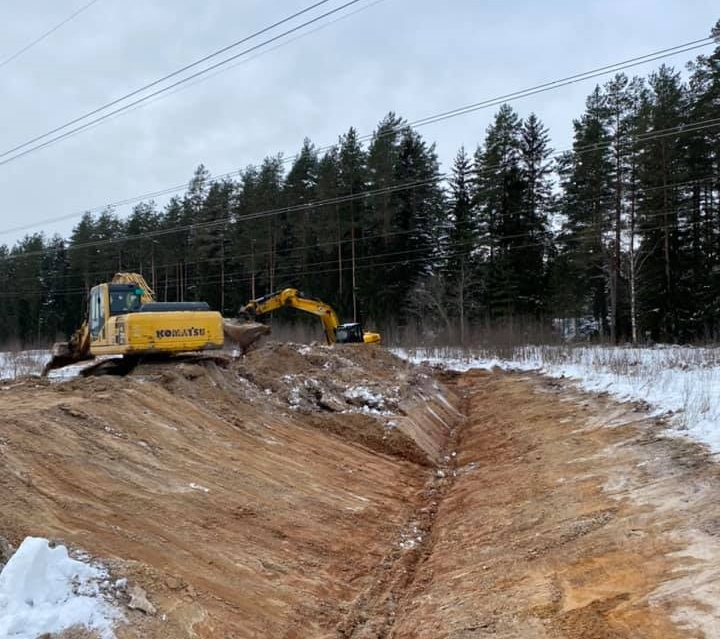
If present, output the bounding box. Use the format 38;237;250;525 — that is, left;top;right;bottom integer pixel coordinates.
240;288;380;345
241;288;341;345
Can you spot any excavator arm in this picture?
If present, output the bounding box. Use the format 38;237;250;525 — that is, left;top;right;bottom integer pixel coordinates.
240;288;341;345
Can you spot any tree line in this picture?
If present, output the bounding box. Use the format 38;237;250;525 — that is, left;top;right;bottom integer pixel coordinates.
1;20;719;346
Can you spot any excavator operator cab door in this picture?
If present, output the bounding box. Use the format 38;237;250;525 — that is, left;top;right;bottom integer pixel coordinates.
335;323;364;344
88;285;106;339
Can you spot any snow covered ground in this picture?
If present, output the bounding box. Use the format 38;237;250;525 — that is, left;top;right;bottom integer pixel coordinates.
395;345;720;455
0;349;113;381
0;537;123;638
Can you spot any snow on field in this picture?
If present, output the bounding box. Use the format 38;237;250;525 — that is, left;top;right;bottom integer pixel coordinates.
0;349;113;381
0;537;122;639
0;349;48;380
395;345;720;455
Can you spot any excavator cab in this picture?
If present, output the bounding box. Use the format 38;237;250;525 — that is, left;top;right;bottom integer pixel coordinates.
334;323;364;344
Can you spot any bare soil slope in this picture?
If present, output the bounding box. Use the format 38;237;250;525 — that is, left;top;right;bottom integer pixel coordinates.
2;349;720;638
0;344;460;638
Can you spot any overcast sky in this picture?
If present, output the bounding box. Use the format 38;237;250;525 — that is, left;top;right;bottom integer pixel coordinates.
0;0;717;247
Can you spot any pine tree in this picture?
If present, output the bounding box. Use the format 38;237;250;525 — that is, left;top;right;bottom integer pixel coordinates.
602;73;645;341
683;21;720;338
636;66;687;341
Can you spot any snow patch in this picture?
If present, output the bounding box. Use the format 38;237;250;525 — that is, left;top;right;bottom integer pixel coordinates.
394;345;720;455
343;385;397;415
0;537;122;639
399;524;424;550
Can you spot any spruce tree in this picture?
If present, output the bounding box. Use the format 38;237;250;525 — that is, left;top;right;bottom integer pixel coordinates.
284;138;319;292
445;146;479;341
392;127;444;331
474;104;527;320
336;127;368;320
555;88;613;334
519;112;554;318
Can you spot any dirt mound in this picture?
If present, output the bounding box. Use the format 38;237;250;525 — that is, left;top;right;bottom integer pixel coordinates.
133;342;458;466
0;341;462;638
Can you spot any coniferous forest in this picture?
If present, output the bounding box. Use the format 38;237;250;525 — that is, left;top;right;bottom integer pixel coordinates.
2;21;720;346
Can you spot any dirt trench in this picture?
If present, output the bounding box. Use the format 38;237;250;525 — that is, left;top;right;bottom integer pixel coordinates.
1;347;720;637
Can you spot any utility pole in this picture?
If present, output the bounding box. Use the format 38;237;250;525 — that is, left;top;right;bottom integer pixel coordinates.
351;211;357;322
251;239;256;299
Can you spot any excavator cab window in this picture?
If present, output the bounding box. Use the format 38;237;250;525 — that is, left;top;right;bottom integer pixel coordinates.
109;284;143;316
335;323;363;344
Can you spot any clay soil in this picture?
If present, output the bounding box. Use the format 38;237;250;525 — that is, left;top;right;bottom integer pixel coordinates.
1;345;720;638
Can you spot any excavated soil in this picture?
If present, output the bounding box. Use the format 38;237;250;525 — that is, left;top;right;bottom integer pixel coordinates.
2;346;720;638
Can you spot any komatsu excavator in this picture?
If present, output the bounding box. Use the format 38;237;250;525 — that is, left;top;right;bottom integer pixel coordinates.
239;288;381;345
43;273;269;376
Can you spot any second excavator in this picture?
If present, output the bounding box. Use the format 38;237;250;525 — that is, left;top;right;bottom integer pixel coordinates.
239;288;381;345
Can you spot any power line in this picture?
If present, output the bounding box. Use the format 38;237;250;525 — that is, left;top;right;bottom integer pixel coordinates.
399;38;715;133
3;31;716;236
0;31;720;252
1;109;719;251
62;0;389;137
2;105;718;245
0;0;102;70
0;0;366;167
0;0;333;158
2;169;718;293
1;194;718;301
43;175;446;254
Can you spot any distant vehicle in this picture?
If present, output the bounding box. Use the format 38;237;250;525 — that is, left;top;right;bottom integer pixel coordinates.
553;316;600;341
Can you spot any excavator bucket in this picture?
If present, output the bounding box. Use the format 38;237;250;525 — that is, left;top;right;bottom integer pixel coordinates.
41;323;94;377
222;320;270;354
41;340;94;377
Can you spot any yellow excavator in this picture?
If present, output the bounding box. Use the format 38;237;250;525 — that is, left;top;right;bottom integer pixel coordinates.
43;273;270;376
239;288;381;345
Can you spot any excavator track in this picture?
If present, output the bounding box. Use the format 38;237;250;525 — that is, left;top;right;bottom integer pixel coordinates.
77;353;234;377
